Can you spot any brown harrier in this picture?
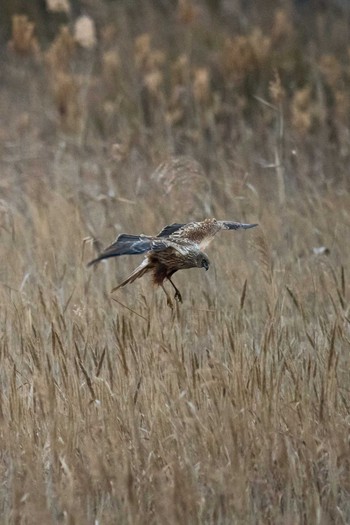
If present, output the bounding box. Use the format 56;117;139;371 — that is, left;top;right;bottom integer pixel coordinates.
88;218;257;307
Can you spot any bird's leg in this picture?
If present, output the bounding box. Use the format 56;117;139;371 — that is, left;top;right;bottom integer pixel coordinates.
161;284;173;309
168;277;183;303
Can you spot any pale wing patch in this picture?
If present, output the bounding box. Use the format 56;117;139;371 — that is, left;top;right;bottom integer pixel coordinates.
170;220;218;244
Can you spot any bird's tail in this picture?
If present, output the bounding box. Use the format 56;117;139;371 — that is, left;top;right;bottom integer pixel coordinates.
111;259;151;292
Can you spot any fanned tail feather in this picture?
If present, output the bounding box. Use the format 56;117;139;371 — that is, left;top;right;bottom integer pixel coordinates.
111;259;151;292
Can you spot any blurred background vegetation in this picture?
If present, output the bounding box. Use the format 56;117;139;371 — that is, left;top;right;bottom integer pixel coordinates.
1;0;350;200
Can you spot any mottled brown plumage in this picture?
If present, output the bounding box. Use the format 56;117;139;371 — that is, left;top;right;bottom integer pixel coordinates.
88;218;257;307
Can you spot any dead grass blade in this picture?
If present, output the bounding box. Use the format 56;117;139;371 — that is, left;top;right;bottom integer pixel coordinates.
111;296;148;321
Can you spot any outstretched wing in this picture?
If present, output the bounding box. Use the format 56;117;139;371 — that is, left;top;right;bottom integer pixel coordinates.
168;219;221;249
88;220;258;265
87;233;168;266
157;223;186;237
168;219;258;250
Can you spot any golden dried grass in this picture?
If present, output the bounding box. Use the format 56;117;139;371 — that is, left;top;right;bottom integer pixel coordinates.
0;155;349;523
9;15;39;55
1;2;350;523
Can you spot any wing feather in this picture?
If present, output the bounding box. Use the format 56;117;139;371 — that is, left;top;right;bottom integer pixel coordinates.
88;219;257;266
157;223;186;237
167;219;258;249
87;234;169;266
168;219;220;249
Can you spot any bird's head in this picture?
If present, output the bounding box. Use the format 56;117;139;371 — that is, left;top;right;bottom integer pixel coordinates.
196;253;210;271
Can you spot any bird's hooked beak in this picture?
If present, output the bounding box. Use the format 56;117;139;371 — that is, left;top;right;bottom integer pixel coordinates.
202;259;209;271
223;222;258;230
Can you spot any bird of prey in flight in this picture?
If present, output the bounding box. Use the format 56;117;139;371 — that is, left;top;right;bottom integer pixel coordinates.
88;218;257;307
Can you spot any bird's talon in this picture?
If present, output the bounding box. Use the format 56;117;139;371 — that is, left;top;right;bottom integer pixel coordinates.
174;291;183;303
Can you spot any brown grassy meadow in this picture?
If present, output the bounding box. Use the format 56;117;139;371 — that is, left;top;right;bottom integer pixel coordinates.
1;1;350;523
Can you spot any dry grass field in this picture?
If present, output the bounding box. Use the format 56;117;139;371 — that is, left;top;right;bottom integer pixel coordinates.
1;1;350;523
